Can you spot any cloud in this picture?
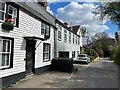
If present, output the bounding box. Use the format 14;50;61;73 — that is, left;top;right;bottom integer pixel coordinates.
47;6;54;15
56;2;109;36
47;0;99;2
108;33;115;38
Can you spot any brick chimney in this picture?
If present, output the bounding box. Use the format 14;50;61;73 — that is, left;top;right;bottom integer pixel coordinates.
38;0;47;10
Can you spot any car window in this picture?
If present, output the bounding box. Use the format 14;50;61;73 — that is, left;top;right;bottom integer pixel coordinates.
78;54;86;57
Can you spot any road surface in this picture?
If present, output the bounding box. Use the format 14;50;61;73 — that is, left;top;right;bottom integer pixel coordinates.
9;58;118;88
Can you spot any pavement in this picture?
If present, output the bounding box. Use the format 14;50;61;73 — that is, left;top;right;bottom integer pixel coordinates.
6;58;118;88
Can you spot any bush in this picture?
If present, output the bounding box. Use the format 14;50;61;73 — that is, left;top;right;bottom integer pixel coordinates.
114;45;120;65
90;56;95;62
85;48;98;61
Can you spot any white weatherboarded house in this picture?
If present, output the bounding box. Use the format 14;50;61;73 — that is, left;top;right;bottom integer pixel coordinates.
55;20;82;58
0;0;83;87
0;0;56;87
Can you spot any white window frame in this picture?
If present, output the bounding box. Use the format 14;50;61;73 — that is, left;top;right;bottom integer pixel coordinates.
64;29;67;43
0;2;6;22
8;5;17;25
43;43;50;62
41;22;50;36
73;34;74;44
76;36;77;45
58;25;62;40
78;37;80;45
72;51;75;58
69;32;71;43
0;38;12;69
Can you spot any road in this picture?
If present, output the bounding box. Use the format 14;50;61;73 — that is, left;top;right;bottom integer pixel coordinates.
67;58;118;88
10;58;118;88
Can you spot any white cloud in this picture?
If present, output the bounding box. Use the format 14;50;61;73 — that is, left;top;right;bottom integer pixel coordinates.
56;2;109;36
47;6;54;15
47;0;100;2
108;33;115;38
47;0;60;3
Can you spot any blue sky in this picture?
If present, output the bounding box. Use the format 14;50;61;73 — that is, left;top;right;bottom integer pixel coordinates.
47;2;118;38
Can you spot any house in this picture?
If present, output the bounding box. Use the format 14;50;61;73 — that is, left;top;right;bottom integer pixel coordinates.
0;0;56;87
0;0;83;87
55;21;82;58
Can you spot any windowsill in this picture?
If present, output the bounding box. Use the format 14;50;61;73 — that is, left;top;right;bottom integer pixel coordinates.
0;66;12;70
43;59;50;62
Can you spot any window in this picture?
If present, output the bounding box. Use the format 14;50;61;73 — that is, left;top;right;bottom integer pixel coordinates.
78;37;80;45
72;51;75;58
58;25;62;40
69;32;71;43
0;37;13;69
8;5;17;25
64;29;67;43
41;22;50;36
43;43;50;62
73;34;74;44
0;2;6;21
77;51;79;56
0;2;19;26
76;36;77;45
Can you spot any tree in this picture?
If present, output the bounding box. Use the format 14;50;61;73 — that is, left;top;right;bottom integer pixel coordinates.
115;32;119;43
96;1;120;24
86;32;115;57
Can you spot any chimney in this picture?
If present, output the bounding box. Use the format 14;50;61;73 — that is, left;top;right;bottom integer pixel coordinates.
38;0;47;10
64;23;68;26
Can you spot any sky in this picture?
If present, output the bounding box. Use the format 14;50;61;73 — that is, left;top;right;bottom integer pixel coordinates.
46;1;118;38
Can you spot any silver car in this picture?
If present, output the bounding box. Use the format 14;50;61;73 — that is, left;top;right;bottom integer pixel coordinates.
74;54;90;64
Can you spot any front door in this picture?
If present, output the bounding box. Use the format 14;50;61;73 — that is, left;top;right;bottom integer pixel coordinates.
26;40;36;74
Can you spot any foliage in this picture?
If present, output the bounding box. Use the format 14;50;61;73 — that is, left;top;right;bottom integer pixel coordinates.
85;48;98;62
1;19;14;30
111;43;120;65
115;32;119;43
85;32;115;57
96;1;120;24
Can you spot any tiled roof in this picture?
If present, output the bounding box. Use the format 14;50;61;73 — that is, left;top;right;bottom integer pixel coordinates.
69;25;80;34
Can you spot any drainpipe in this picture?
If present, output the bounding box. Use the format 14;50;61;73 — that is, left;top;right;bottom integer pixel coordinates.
54;20;58;58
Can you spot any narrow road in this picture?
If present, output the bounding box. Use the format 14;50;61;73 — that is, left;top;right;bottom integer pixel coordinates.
10;58;118;88
67;58;118;88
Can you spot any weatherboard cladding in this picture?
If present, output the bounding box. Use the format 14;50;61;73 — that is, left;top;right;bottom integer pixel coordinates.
5;0;56;27
0;5;54;78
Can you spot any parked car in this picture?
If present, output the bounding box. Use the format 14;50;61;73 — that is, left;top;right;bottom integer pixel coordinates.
74;54;90;64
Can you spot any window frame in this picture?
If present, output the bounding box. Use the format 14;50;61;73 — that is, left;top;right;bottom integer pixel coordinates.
41;22;50;37
73;34;74;44
64;29;67;43
58;25;62;40
78;37;80;45
43;43;51;62
0;37;14;70
76;36;77;45
0;2;19;27
8;5;17;26
0;1;6;22
72;51;75;58
69;32;71;43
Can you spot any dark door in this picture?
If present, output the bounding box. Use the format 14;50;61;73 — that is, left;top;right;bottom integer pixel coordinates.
26;40;36;74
